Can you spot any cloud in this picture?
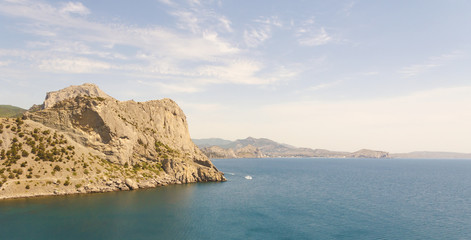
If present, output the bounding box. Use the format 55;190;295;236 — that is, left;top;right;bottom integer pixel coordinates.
294;17;334;47
298;27;332;46
0;0;238;60
244;16;282;47
169;3;233;34
158;0;174;6
38;57;112;73
399;51;463;78
0;0;304;95
244;27;271;47
60;2;90;16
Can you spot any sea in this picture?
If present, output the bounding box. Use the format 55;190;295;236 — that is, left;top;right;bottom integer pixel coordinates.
1;158;471;240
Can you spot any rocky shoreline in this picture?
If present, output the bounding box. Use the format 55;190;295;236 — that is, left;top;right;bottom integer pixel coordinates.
0;174;203;200
1;84;225;200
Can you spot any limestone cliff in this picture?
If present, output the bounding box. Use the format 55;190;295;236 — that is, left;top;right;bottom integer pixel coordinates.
0;83;224;199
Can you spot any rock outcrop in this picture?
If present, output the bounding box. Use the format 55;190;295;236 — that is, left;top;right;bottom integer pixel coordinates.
347;149;390;158
201;144;264;159
0;83;224;199
42;83;112;109
201;146;237;159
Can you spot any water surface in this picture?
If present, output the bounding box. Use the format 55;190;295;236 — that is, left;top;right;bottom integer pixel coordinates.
1;158;470;239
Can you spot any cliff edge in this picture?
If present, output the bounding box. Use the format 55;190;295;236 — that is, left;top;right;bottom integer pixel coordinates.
0;83;224;199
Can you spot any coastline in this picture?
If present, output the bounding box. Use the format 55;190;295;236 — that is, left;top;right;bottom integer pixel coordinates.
0;175;223;200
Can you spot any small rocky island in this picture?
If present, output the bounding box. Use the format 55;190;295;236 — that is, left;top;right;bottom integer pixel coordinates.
0;83;225;199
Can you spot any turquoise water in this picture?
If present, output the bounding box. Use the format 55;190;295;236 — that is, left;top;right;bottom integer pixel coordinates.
1;158;471;239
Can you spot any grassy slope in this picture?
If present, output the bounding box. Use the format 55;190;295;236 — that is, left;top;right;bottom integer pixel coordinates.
0;105;27;118
0;118;164;199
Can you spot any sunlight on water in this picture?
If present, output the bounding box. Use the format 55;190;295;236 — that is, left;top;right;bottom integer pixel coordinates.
1;158;471;240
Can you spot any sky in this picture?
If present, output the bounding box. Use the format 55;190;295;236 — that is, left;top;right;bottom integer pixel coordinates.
0;0;470;153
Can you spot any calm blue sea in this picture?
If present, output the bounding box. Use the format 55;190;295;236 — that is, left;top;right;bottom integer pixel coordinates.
1;158;471;239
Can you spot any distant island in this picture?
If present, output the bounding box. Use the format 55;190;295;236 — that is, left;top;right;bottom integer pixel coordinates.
0;84;224;200
194;137;471;159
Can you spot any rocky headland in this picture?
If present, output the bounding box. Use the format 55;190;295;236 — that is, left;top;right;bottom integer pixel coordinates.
0;83;225;199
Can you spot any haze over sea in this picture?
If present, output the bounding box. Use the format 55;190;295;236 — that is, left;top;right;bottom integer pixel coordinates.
1;158;470;240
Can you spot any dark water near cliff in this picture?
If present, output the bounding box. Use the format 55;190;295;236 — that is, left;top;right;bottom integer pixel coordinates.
1;158;471;239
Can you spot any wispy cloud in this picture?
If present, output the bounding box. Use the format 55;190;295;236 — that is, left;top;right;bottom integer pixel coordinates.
169;3;233;34
399;51;463;78
298;27;332;46
60;2;90;16
0;0;302;93
244;16;282;47
38;57;112;73
296;18;334;47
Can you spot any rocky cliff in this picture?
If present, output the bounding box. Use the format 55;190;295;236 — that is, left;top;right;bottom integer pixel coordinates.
0;83;224;199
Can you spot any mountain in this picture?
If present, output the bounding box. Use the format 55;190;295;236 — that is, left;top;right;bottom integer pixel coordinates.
0;105;26;118
196;137;387;159
196;137;471;160
0;83;224;199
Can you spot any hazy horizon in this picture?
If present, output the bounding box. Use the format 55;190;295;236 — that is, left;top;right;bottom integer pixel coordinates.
1;0;470;153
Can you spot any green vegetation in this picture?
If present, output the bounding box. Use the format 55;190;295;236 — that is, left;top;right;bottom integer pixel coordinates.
0;105;27;118
0;117;166;193
154;140;180;159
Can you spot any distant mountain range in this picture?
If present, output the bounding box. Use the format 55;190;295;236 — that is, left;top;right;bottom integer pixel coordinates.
194;137;471;159
194;137;389;159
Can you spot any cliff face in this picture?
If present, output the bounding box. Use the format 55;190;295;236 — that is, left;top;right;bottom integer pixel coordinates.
0;83;224;199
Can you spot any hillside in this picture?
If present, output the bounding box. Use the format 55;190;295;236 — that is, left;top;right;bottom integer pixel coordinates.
0;84;224;199
196;137;471;160
196;137;387;159
0;105;26;118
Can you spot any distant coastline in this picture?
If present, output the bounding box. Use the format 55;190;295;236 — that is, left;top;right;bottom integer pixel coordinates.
194;137;471;160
